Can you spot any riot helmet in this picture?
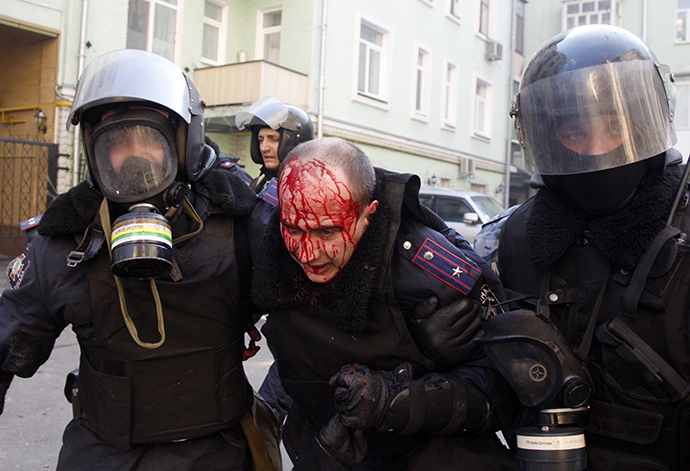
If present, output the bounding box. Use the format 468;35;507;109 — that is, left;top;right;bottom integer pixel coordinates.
69;49;215;206
512;26;677;214
514;25;676;177
235;96;315;165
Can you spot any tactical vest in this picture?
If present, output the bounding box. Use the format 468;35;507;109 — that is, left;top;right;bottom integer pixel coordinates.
77;214;253;449
498;200;690;471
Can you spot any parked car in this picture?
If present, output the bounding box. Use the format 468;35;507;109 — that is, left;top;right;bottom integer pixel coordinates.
418;186;505;245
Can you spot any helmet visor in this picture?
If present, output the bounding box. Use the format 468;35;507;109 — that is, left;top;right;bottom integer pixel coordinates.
519;60;676;175
236;96;298;131
91;123;177;202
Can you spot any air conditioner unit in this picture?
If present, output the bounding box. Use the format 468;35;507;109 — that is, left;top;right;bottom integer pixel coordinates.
485;40;503;61
459;158;476;176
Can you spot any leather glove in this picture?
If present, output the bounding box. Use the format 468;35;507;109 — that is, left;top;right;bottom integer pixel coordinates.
0;371;13;415
330;363;412;430
409;297;483;366
316;414;368;470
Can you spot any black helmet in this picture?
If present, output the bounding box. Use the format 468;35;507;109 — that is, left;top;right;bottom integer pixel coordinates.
68;49;215;204
235;96;315;164
513;25;676;177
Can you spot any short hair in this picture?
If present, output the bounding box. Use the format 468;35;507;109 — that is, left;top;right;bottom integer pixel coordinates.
280;137;376;209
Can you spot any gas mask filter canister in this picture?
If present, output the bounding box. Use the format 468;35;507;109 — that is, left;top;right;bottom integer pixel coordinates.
110;203;173;278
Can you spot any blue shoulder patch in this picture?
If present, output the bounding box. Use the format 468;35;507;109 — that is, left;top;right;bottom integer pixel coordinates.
259;179;279;207
7;253;29;289
412;238;482;295
20;215;42;231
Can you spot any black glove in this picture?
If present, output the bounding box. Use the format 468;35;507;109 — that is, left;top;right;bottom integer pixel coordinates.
409;297;483;366
330;363;412;430
316;415;368;470
0;371;14;415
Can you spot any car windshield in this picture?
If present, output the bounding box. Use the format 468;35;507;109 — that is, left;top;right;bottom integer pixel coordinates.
471;195;504;220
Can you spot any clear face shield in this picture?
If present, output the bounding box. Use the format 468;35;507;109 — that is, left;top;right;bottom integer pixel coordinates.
88;109;178;203
235;96;300;132
516;60;676;175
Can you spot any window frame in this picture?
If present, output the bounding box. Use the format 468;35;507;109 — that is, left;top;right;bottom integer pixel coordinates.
256;6;282;63
677;0;690;43
478;0;490;37
353;13;392;109
127;0;183;64
446;0;462;23
412;43;432;121
562;0;615;31
442;57;459;129
201;0;228;65
472;75;493;139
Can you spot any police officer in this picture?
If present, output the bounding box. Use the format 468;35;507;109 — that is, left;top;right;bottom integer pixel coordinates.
235;96;315;194
0;49;267;470
252;137;521;470
475;25;690;471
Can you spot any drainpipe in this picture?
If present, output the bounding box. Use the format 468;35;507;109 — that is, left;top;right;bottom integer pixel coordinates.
317;0;328;138
503;0;517;208
73;0;88;188
642;0;648;43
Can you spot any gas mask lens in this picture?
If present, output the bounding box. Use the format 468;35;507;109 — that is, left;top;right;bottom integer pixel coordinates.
92;124;176;201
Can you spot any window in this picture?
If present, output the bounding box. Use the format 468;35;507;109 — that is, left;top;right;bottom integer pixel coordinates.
677;82;690;130
257;7;281;63
678;0;690;43
127;0;180;62
479;0;490;36
356;17;391;103
515;0;525;55
202;1;227;64
413;45;431;119
442;59;458;128
473;77;492;137
563;1;613;30
448;0;462;21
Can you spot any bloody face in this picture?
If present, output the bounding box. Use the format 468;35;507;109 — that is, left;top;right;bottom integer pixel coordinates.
279;158;378;284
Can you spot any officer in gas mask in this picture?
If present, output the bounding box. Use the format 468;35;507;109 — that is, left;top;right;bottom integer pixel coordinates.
0;49;271;470
475;25;690;471
236;96;314;193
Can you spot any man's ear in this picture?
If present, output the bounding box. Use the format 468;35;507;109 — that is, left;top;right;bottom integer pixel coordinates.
364;200;379;223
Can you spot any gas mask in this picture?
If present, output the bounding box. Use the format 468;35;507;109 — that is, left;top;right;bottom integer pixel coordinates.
478;305;592;471
87;107;187;279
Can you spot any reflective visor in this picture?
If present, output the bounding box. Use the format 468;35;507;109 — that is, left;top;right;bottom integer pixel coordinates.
91;124;176;201
519;60;676;175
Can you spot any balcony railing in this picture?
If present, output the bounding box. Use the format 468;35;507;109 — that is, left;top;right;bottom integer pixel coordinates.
193;60;309;109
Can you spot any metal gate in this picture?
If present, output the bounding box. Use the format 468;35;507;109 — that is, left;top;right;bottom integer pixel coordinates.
0;138;58;256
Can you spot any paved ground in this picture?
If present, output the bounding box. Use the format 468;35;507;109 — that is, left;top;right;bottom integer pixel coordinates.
0;255;292;470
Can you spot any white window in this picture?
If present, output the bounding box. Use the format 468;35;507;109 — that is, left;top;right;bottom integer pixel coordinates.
473;77;492;137
448;0;462;22
563;1;613;31
479;0;490;36
676;82;690;130
356;16;391;104
413;45;432;119
127;0;181;62
442;59;458;128
678;0;690;43
256;7;281;63
202;1;227;64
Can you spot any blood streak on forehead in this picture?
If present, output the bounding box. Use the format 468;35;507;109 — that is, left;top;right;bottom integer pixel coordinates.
279;158;361;228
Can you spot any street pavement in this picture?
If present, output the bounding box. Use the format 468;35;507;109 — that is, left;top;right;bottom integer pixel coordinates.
0;255;292;470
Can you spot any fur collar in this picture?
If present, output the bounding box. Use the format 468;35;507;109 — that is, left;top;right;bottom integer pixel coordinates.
526;165;682;270
37;165;257;237
251;201;390;333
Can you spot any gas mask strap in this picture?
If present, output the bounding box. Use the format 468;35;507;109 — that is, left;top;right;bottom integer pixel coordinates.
99;198;167;349
171;196;204;245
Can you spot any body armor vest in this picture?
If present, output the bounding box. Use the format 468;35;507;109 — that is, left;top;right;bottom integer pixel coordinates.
77;214;253;448
498;199;690;471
